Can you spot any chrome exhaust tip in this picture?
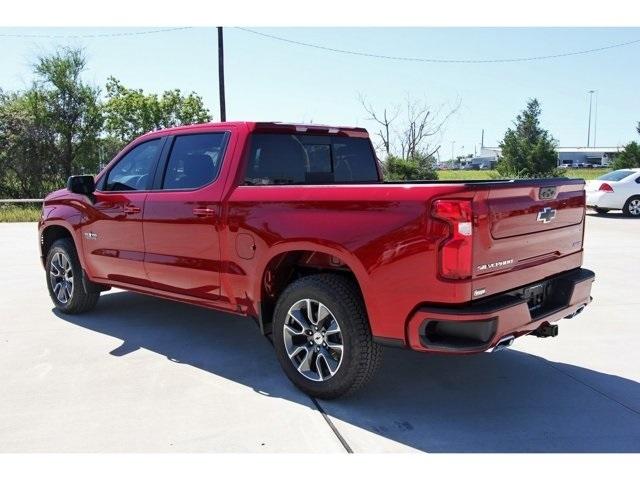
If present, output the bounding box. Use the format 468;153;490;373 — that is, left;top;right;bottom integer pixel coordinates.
488;335;515;353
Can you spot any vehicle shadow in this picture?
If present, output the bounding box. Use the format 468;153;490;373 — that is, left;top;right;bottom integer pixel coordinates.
586;211;637;220
54;290;640;453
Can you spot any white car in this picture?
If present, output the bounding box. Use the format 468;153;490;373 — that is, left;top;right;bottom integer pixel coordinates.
585;168;640;217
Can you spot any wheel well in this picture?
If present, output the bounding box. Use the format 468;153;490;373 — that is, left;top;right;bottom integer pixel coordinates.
41;225;73;259
258;250;361;335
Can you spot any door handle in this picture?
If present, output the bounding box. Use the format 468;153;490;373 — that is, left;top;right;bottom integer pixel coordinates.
123;205;141;214
193;207;216;218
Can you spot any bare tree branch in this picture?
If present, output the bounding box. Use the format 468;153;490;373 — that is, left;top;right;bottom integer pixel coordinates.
360;93;460;161
358;93;399;156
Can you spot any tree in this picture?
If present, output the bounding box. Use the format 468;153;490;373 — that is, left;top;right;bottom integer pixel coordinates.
0;89;58;197
0;48;102;197
608;122;640;170
34;48;103;178
359;94;398;157
360;94;459;180
360;94;458;161
103;77;212;146
496;98;558;178
611;142;640;170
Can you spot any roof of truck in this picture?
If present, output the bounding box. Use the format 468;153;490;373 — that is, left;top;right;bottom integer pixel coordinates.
140;121;368;138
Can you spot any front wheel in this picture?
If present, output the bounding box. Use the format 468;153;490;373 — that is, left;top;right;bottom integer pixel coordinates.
45;238;100;314
623;196;640;217
272;273;382;399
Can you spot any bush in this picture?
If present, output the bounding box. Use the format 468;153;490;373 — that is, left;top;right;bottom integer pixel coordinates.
383;152;438;181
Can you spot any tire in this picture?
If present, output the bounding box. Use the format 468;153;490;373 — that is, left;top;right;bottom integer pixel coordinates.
594;208;610;215
272;273;382;399
623;196;640;217
45;238;100;314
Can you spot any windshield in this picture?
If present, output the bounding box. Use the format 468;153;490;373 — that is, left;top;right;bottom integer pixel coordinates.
598;170;634;182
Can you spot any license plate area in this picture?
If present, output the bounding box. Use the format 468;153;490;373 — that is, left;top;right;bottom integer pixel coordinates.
522;282;548;313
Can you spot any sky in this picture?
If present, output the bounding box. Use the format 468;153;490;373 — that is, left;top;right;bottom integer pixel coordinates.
1;27;639;159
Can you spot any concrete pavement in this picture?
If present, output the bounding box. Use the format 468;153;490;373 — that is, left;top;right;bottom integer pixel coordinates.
0;213;639;452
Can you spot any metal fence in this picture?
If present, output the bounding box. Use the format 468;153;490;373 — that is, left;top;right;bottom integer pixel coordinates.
0;199;43;204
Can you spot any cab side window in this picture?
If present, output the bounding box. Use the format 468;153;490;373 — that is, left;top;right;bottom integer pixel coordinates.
162;133;227;190
104;139;162;191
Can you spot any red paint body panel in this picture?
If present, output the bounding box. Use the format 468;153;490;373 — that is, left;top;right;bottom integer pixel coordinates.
39;121;594;352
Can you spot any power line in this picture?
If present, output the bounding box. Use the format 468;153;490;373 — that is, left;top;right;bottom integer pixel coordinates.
236;27;640;64
4;26;638;64
0;27;193;39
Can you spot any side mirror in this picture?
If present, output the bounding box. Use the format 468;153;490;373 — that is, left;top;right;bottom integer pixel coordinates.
67;175;95;196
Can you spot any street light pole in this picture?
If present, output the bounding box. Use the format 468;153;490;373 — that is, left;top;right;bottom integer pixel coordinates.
217;27;227;122
593;91;598;148
587;90;595;147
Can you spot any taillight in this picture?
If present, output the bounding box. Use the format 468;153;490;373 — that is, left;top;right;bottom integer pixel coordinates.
599;183;614;193
432;199;473;280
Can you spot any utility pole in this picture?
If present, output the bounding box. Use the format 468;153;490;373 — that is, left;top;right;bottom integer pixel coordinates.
217;27;226;122
587;90;595;147
451;140;456;161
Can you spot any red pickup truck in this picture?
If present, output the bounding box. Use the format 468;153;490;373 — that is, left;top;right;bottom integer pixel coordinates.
39;121;595;398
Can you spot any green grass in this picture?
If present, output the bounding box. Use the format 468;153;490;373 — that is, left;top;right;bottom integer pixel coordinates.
436;168;609;181
0;204;42;222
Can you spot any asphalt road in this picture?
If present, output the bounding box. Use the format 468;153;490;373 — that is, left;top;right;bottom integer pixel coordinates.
1;213;639;452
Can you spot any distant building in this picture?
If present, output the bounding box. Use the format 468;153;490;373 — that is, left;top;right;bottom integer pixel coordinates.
556;147;621;167
468;146;622;168
461;147;500;169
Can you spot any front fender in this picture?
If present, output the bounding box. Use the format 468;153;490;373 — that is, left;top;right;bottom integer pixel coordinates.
39;203;87;271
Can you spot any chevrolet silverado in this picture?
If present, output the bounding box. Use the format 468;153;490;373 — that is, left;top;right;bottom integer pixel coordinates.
39;122;595;398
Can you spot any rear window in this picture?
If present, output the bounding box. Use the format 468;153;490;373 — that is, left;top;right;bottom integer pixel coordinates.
244;133;379;185
598;170;634;182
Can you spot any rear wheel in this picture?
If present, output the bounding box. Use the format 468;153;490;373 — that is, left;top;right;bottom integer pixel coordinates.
46;238;100;314
593;207;610;215
623;196;640;217
272;273;382;399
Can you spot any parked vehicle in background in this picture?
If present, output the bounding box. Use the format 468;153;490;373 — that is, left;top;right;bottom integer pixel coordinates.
38;121;595;398
586;169;640;217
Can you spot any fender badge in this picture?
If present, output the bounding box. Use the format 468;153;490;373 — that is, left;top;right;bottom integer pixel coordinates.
84;232;98;240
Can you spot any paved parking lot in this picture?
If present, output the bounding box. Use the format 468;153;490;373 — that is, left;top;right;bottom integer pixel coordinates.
1;213;639;452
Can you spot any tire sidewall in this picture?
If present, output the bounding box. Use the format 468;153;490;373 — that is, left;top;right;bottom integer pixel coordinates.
273;279;365;397
624;196;640;217
45;240;81;312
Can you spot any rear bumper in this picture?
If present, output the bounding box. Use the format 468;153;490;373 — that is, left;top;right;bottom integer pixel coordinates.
404;268;595;354
586;191;621;209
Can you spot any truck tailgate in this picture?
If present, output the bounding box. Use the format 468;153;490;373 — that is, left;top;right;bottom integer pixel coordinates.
472;179;586;293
